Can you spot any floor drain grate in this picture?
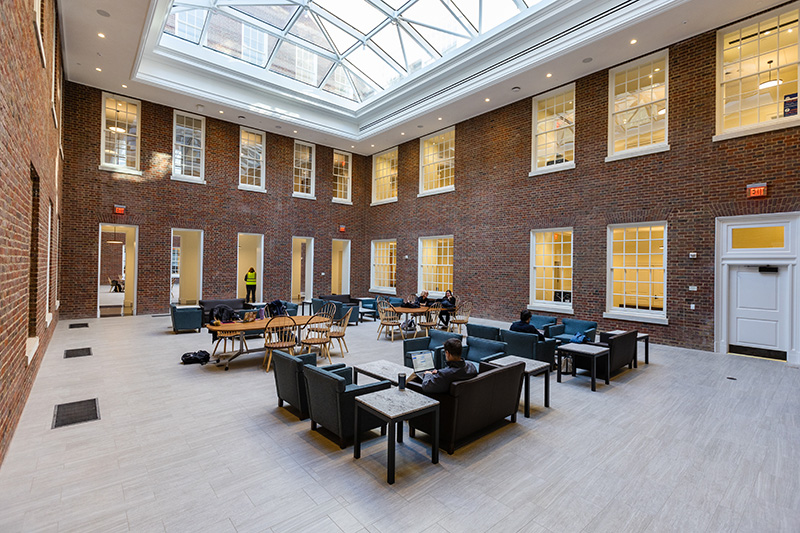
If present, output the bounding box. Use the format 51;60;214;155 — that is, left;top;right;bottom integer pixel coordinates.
64;347;92;358
69;323;89;329
726;377;737;380
52;399;100;428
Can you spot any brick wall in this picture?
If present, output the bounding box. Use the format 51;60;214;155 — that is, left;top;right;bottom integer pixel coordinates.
0;0;63;465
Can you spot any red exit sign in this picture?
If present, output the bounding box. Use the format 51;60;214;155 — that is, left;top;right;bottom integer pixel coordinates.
746;183;767;198
114;205;126;215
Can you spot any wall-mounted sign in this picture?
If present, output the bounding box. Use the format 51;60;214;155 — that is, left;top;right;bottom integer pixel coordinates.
746;183;767;198
114;205;126;215
338;225;346;233
785;93;798;117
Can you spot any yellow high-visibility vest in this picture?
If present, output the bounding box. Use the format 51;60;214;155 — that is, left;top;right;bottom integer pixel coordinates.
245;271;257;285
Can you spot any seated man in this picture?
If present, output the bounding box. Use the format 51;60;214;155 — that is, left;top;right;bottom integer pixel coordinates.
419;338;477;393
510;310;546;341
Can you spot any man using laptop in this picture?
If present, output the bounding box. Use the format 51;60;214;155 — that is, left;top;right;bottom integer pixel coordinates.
419;338;476;394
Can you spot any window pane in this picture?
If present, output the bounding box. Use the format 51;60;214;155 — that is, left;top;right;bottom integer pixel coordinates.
293;143;314;195
731;226;785;248
534;86;575;169
609;224;666;314
531;230;573;304
419;237;453;293
373;148;398;202
421;129;455;192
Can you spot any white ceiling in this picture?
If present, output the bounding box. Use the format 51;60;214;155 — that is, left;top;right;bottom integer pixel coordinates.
60;0;782;155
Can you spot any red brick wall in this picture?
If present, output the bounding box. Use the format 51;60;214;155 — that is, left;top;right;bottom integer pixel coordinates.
0;0;63;465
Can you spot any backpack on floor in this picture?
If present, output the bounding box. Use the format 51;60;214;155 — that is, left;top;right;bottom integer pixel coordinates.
181;350;210;365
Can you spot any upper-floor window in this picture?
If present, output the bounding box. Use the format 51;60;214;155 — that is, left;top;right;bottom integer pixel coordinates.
608;50;669;161
333;150;352;204
531;84;575;175
717;4;800;140
371;239;397;294
372;147;398;205
101;93;140;173
242;25;268;66
172;111;205;182
418;236;454;297
174;10;204;42
296;47;318;85
419;128;455;196
239;127;265;191
34;0;45;66
293;141;315;198
530;229;573;313
605;222;667;324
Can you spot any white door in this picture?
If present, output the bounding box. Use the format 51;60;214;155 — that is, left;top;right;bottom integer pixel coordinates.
728;265;789;355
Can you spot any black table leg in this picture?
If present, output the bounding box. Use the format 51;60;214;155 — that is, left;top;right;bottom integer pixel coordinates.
353;370;359;384
645;337;650;364
544;368;550;408
397;420;403;443
605;353;610;385
591;356;596;391
387;420;396;484
523;373;530;418
432;407;439;464
353;405;361;459
556;351;562;382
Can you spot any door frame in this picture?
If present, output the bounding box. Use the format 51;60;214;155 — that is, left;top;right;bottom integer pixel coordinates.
237;233;264;302
171;228;204;304
97;223;139;317
332;238;351;295
715;212;799;364
292;236;314;302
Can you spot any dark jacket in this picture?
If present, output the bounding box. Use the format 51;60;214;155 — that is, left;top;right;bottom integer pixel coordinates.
510;320;546;341
421;359;477;394
440;295;456;308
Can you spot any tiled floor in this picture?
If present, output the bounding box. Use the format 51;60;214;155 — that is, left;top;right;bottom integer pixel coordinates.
1;315;799;532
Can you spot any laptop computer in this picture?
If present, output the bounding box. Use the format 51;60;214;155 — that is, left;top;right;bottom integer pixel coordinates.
409;350;435;378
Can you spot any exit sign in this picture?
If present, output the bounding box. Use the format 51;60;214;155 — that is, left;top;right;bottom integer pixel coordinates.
114;205;126;215
746;183;767;198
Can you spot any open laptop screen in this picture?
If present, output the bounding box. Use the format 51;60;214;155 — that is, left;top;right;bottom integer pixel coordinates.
410;350;435;373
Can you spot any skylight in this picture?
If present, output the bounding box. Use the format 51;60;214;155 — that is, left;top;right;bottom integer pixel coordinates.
161;0;537;103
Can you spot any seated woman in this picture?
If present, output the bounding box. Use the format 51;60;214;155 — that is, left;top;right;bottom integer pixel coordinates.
438;290;456;329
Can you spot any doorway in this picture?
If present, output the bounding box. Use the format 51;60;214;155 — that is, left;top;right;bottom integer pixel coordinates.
237;233;264;303
331;239;351;295
97;224;137;317
170;229;203;305
728;265;789;360
291;237;314;303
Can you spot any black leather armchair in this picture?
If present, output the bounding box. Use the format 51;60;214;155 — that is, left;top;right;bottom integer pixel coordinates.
500;329;558;366
271;350;345;420
402;329;462;369
579;330;638;379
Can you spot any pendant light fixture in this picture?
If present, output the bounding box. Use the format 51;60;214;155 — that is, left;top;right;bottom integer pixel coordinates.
759;60;783;89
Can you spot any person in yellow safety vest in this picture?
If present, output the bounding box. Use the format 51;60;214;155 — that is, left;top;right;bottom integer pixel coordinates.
244;267;257;303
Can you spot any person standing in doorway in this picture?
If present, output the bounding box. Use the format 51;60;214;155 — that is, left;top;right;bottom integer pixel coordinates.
244;267;257;303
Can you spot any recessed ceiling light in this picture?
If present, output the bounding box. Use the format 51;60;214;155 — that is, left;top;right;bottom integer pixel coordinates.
275;125;281;129
546;73;552;78
351;145;354;148
219;110;224;114
238;115;245;119
121;84;127;88
293;130;298;133
371;144;374;147
438;117;442;120
98;33;105;38
485;98;490;102
417;124;423;128
401;132;405;135
96;9;110;17
95;67;102;72
582;57;593;63
511;86;520;92
654;68;661;72
630;39;637;44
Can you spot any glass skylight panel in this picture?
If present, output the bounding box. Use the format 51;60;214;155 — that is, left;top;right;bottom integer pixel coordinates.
289;10;334;52
323;65;358;101
205;12;277;66
346;45;401;89
318;17;359;55
372;24;407;70
233;5;298;31
404;0;471;55
165;8;207;44
270;41;334;86
314;0;387;35
481;0;523;33
350;71;377;100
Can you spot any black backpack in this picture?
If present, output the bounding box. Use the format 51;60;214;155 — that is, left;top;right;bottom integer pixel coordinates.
268;299;287;316
181;350;211;365
210;304;237;322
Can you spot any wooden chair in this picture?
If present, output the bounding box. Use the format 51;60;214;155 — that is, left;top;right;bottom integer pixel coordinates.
212;330;246;359
301;315;333;364
418;302;441;337
376;300;404;342
263;316;296;371
328;307;353;356
448;301;472;334
309;302;336;332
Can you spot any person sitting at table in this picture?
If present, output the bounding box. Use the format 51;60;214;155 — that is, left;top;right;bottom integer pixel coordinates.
419;338;476;393
415;291;431;306
510;309;546;341
438;290;456;329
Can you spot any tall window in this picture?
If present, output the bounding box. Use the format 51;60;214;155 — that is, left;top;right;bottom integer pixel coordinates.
372;147;398;205
333;150;351;204
371;239;397;294
530;229;573;312
420;128;455;195
717;5;799;138
531;84;575;173
606;223;667;323
239;127;265;190
296;47;317;85
608;50;668;159
293;141;315;198
242;25;267;66
174;10;204;42
418;236;453;296
101;93;140;172
171;246;181;276
172;111;205;182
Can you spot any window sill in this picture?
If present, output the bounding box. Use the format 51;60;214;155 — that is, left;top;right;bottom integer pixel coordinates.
26;337;39;365
332;198;352;205
713;117;800;142
603;310;668;325
51;104;58;129
529;161;575;177
528;303;574;315
238;185;266;193
46;312;53;327
99;164;143;176
370;287;397;295
292;193;316;200
605;143;670;163
171;175;206;184
417;185;455;198
371;198;398;207
36;28;46;68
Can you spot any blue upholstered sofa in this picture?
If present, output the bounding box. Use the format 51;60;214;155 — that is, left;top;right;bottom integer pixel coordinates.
545;318;598;344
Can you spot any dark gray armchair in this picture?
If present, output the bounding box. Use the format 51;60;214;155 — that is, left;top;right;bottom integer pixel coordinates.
465;323;500;341
462;336;506;368
403;329;462;369
500;329;558;366
170;304;202;333
271;350;345;420
303;365;391;448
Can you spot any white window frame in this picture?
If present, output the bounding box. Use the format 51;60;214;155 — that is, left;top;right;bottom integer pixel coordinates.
238;126;266;192
292;140;316;199
714;3;800;142
370;239;397;294
241;24;267;66
332;150;352;204
417;235;454;299
418;127;455;197
604;221;668;325
174;10;204;42
34;0;46;67
172;110;206;184
530;84;576;176
606;50;670;162
371;146;398;206
99;92;143;176
295;46;318;85
529;228;574;315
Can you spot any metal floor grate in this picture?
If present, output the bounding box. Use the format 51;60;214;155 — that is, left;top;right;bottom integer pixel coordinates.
64;347;92;358
69;323;89;329
52;399;100;429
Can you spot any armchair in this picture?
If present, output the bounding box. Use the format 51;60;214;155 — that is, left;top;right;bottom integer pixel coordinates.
500;329;558;366
327;300;359;325
579;330;638;379
403;329;463;369
170;304;202;333
465;323;500;341
271;350;345;419
462;336;507;367
545;318;597;344
303;365;391;448
529;314;558;330
359;298;378;321
311;298;326;314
